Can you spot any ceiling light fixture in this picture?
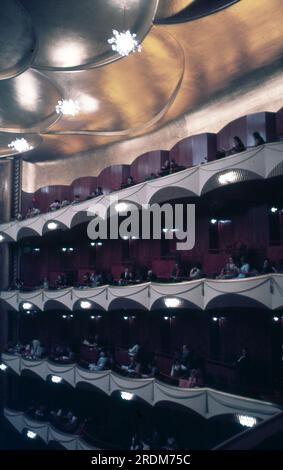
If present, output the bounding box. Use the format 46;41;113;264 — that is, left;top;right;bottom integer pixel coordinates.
81;301;92;309
218;171;238;185
56;99;80;117
8;138;33;153
22;302;33;310
47;222;58;230
164;298;180;308
108;29;141;57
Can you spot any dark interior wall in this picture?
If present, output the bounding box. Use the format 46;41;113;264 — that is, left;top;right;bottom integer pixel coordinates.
12;308;282;381
16;203;282;287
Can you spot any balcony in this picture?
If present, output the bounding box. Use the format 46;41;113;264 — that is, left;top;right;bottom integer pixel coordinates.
0;274;282;312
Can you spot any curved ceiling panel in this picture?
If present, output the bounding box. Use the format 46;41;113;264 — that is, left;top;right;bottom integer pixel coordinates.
41;27;184;136
0;0;36;79
0;133;42;159
21;0;159;70
156;0;239;23
156;0;195;20
0;69;62;132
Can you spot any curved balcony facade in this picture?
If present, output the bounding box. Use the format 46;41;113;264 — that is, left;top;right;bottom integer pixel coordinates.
0;142;283;242
0;274;282;312
2;357;281;421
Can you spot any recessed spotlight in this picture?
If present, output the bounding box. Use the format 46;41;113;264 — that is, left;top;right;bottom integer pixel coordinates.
33;248;40;252
121;391;134;401
210;219;217;225
22;302;32;310
164;298;180;308
62;247;67;252
0;363;7;371
270;207;278;213
51;375;62;384
26;430;37;439
115;202;128;213
123;236;129;240
123;316;128;320
164;316;169;321
212;316;218;322
273;316;280;322
81;301;91;309
68;248;74;252
97;242;103;246
90;242;96;247
47;222;58;230
90;315;95;320
218;171;238;185
0;235;5;242
237;415;257;428
62;315;67;319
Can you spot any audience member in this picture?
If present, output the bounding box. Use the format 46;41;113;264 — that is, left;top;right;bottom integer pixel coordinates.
253;131;265;146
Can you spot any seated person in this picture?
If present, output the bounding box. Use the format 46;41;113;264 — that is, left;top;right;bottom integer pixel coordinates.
170;159;178;171
163;436;177;451
31;339;43;359
187;368;203;388
82;272;91;287
119;267;133;285
89;271;102;287
171;262;181;282
189;263;203;280
94;186;103;197
170;358;187;379
89;351;108;371
55;274;66;289
49;200;61;211
144;172;157;181
146;269;157;282
42;277;49;289
159;159;171;175
217;256;239;279
71;194;81;204
180;345;191;368
121;355;141;376
142;358;159;378
238;256;250;278
261;258;277;274
253;131;265;146
128;343;140;357
15;213;23;221
61;199;70;207
225;136;246;156
126;175;135;186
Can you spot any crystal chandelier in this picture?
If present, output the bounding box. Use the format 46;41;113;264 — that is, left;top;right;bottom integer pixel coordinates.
56;99;80;117
108;29;142;57
8;138;33;153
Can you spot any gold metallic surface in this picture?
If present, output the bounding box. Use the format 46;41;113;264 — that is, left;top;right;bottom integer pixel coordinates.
156;0;195;19
2;0;283;192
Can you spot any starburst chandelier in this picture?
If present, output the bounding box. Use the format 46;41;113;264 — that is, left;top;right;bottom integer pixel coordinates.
108;29;142;57
8;138;33;153
55;99;80;117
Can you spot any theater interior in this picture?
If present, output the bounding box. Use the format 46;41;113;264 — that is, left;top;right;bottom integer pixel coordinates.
0;0;283;452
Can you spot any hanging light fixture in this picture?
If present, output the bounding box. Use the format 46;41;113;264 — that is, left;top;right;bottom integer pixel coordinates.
56;99;80;117
108;3;141;57
8;138;33;153
108;29;141;57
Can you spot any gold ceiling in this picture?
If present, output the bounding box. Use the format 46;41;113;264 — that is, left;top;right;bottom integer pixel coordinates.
0;0;282;191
